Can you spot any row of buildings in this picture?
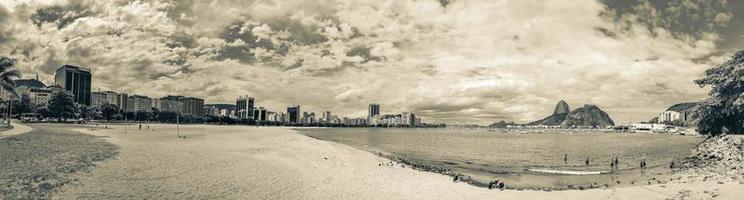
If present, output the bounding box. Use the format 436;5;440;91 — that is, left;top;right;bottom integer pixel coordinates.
0;65;206;116
4;65;426;126
204;99;422;126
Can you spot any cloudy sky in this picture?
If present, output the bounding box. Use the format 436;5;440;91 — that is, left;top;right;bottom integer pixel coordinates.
0;0;742;124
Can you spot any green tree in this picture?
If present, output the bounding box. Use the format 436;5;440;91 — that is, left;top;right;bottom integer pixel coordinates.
100;103;120;121
48;91;77;121
0;57;22;124
694;50;744;135
11;94;33;115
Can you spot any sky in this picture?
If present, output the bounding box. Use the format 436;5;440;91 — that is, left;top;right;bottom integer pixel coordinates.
0;0;742;125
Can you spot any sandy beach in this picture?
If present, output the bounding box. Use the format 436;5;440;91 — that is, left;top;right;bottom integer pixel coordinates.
32;124;739;199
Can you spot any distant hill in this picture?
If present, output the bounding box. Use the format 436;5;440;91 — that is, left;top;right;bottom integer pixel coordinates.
523;100;615;128
553;100;570;115
489;120;520;128
560;104;615;127
667;102;699;112
527;100;571;126
527;113;568;126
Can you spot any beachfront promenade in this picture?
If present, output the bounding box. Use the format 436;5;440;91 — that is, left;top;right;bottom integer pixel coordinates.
0;124;728;199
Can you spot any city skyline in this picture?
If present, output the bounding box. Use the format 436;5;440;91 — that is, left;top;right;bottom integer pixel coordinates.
1;1;744;124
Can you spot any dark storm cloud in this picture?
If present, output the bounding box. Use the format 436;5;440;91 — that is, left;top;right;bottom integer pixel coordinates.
438;0;450;7
594;27;617;38
347;46;381;63
216;21;278;63
0;5;12;45
167;32;198;49
30;1;97;29
601;0;730;38
265;17;328;45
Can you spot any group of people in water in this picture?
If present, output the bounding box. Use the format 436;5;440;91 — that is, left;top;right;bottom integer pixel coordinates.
563;153;650;173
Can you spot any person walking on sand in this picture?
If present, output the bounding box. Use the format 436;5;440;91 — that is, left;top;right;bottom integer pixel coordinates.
585;157;590;166
564;153;568;164
139;124;142;130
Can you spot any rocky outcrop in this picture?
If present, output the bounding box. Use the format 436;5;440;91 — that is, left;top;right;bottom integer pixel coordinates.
501;100;615;128
553;100;570;115
673;135;744;183
528;113;568;126
560;104;615;128
527;100;571;126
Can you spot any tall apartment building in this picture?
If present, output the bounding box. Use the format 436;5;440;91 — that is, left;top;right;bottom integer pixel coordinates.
54;65;91;106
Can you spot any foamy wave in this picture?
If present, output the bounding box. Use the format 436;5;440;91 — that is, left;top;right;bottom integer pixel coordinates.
527;168;606;175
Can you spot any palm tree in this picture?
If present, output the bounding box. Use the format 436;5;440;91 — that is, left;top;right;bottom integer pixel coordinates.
0;57;22;125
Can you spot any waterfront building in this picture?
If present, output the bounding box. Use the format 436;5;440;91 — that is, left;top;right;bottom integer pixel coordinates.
287;105;300;123
268;112;285;123
127;95;152;112
182;97;205;115
253;107;267;121
368;103;380;120
15;79;54;106
402;112;419;127
657;110;691;124
117;93;128;111
219;108;236;118
204;106;219;116
308;112;316;123
91;91;107;108
236;96;255;119
54;65;92;106
158;95;185;113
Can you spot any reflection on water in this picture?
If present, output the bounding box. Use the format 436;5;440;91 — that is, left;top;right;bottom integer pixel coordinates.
297;128;704;189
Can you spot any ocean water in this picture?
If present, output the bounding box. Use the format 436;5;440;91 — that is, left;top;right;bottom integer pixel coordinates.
297;128;705;189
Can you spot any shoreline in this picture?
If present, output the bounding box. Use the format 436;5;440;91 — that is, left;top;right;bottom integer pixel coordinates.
301;132;696;191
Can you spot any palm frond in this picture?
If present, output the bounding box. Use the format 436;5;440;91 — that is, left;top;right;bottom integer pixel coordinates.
0;66;21;78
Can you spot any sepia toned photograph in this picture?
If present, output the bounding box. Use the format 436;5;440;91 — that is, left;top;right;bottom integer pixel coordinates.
0;0;743;199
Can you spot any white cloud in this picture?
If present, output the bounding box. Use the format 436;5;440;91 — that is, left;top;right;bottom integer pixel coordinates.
0;0;736;124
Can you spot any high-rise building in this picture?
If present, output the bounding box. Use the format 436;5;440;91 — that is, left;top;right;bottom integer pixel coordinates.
204;106;217;116
96;91;128;110
117;93;128;111
158;95;184;113
236;96;255;119
182;97;205;115
368;103;380;119
403;112;418;127
287;105;300;123
127;95;152;112
91;91;107;108
253;107;267;121
54;65;92;106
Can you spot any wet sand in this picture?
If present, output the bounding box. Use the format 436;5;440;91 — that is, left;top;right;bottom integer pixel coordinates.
52;124;744;199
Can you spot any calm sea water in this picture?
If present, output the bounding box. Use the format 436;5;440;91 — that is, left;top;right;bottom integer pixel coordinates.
296;128;704;189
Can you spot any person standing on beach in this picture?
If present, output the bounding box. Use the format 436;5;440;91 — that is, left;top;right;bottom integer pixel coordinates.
564;153;568;164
